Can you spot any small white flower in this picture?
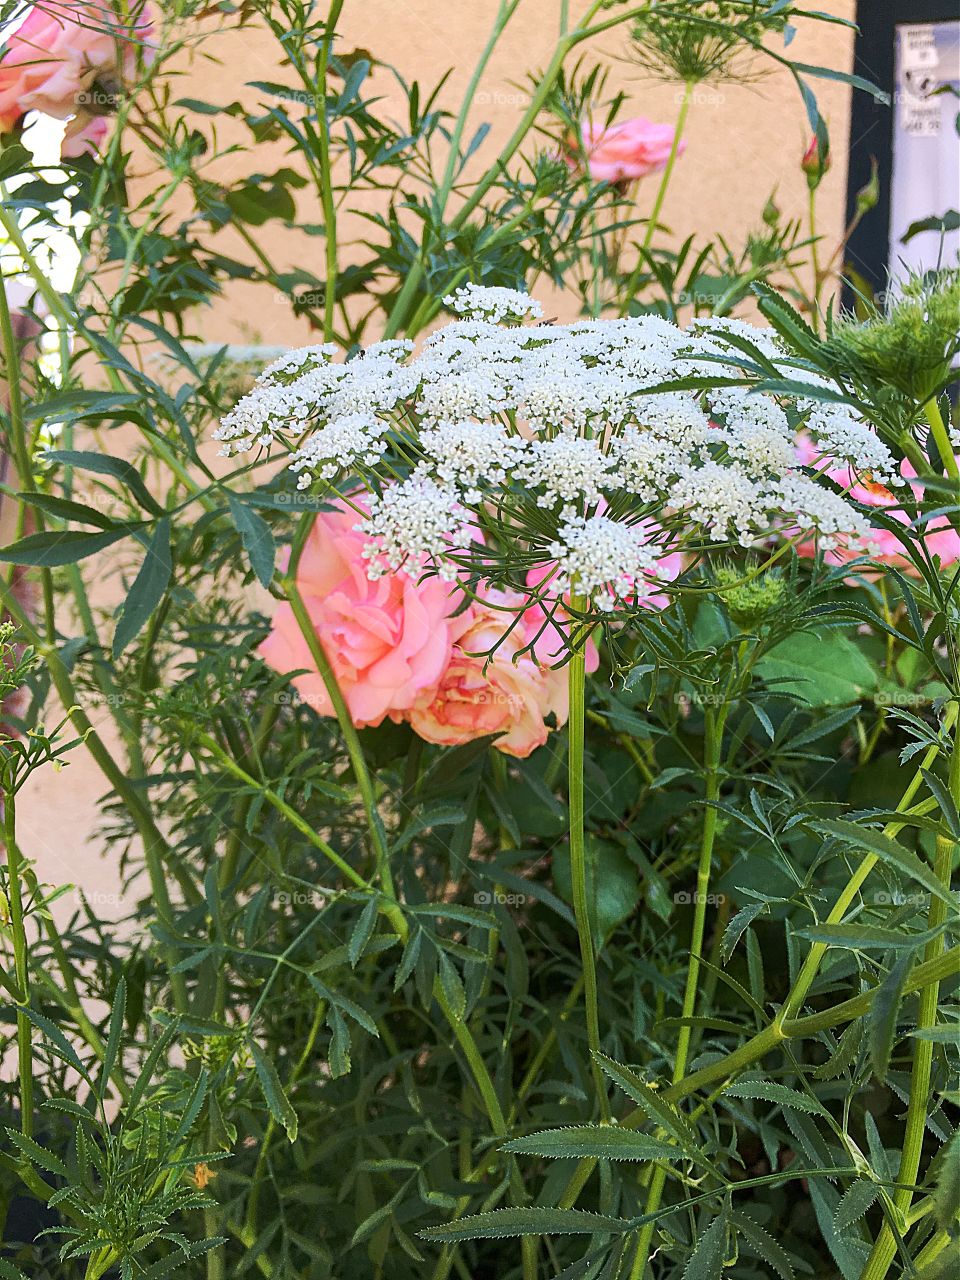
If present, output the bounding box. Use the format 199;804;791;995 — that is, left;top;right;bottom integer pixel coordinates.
355;477;467;581
288;413;388;481
418;419;526;502
548;515;660;610
515;434;616;511
444;282;543;323
669;462;767;545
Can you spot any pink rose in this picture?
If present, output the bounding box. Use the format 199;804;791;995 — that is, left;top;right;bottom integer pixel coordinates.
0;1;154;156
571;117;684;184
796;439;960;573
259;498;458;729
409;589;599;759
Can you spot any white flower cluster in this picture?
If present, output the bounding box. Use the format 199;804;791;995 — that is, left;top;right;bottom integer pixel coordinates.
549;516;662;611
444;282;544;323
219;288;896;613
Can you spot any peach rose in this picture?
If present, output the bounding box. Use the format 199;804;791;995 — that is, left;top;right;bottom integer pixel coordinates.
409;589;600;759
0;1;153;156
259;499;458;729
572;117;684;184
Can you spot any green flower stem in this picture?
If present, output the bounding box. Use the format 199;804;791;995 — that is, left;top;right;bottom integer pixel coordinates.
922;395;960;482
568;622;610;1121
4;787;33;1135
628;702;727;1279
557;703;957;1212
808;185;823;328
860;714;960;1280
618;78;695;317
315;0;344;344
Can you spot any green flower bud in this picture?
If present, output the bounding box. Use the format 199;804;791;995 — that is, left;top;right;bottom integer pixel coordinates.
714;565;788;628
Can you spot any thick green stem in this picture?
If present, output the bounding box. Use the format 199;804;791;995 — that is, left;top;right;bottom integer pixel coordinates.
922;396;959;482
860;713;960;1280
619;79;694;316
568;630;609;1120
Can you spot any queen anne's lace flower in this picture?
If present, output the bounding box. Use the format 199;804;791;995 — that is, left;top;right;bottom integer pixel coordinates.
355;478;468;582
548;515;661;610
444;282;544;323
221;289;886;614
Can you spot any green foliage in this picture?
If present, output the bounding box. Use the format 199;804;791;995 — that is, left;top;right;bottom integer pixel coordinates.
0;2;957;1279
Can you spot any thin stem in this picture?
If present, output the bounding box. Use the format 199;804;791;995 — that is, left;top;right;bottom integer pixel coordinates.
556;702;957;1210
568;622;609;1120
808;184;823;329
629;702;727;1279
316;0;344;343
619;79;694;317
4;787;33;1135
860;712;959;1280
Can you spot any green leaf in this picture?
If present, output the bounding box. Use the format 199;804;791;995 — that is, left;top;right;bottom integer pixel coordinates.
593;1053;706;1164
756;631;877;706
99;976;126;1101
4;1128;69;1179
732;1211;796;1280
721;901;767;962
931;1130;960;1232
250;1041;298;1142
0;525;139;566
503;1125;682;1163
724;1081;826;1115
833;1180;879;1231
682;1209;728;1280
553;836;641;942
869;954;911;1080
418;1207;632;1243
44;450;165;516
812;819;958;910
348;898;378;967
0;143;32;182
112;518;172;657
436;951;466;1022
17;491;118;530
796;922;945;951
228;495;275;587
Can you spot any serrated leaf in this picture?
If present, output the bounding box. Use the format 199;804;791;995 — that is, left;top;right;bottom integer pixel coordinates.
682;1209;728;1280
732;1211;795;1280
833;1180;879;1231
418;1207;632;1243
348;898;378;967
724;1081;826;1115
5;1128;68;1179
721;901;767;962
813;819;958;910
0;525;138;566
228;495;275;587
503;1125;682;1163
593;1053;705;1163
436;951;465;1022
99;975;126;1100
250;1041;298;1141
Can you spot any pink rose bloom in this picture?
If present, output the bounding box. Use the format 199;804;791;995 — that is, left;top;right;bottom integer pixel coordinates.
259;499;458;729
409;589;599;759
573;117;684;184
0;1;153;156
796;438;960;572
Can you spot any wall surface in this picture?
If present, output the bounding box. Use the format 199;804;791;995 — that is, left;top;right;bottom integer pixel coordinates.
148;0;859;346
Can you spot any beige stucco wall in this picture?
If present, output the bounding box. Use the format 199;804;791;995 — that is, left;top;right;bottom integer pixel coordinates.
17;0;859;906
164;0;858;347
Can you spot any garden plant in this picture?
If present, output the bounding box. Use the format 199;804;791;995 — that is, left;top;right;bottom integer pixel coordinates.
0;3;957;1279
